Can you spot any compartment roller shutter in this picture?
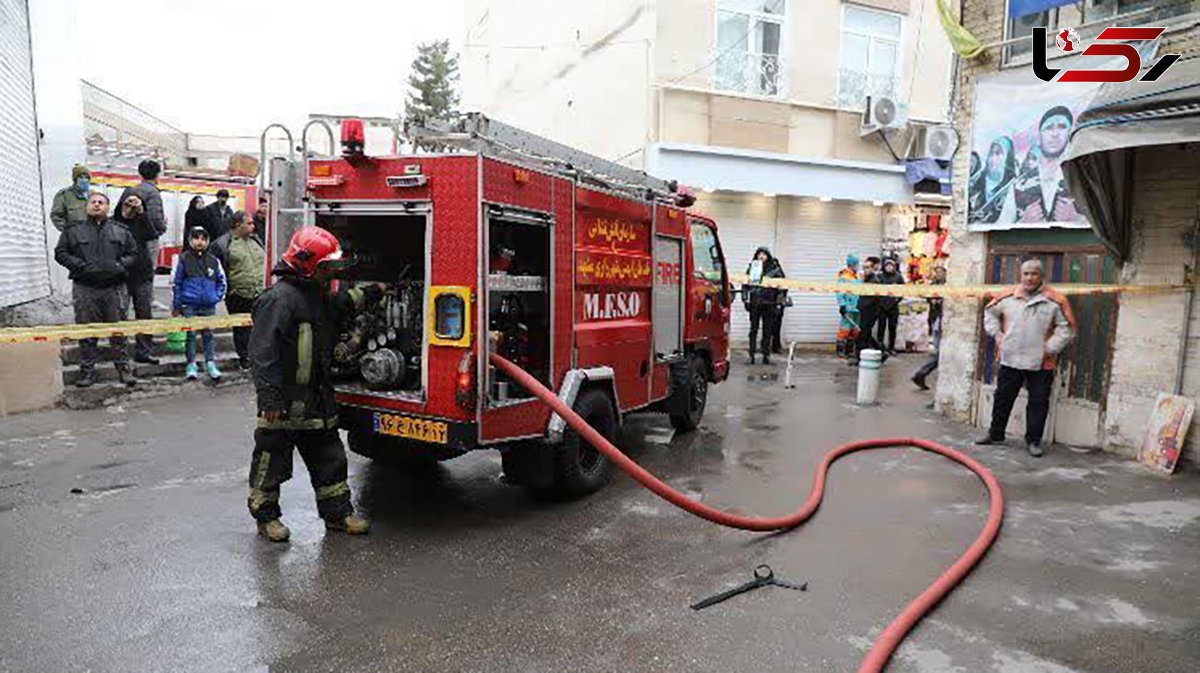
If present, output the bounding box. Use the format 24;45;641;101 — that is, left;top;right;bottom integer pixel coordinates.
775;199;882;344
0;0;51;307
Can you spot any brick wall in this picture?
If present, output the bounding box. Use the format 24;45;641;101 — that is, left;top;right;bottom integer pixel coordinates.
1104;144;1200;465
936;2;1200;466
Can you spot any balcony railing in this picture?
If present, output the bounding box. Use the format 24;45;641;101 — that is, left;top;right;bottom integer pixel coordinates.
836;69;900;110
714;51;786;98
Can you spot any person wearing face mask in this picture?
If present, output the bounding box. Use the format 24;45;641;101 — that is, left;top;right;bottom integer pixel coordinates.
50;165;92;232
874;258;905;356
969;137;1017;225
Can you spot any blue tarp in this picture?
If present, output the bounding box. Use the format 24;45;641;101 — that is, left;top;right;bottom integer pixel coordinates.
1008;0;1077;18
904;159;952;195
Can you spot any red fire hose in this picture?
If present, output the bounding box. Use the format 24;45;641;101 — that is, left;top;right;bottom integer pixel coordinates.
490;354;1005;673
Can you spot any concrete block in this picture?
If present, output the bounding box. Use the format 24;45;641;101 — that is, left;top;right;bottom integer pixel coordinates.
0;342;63;415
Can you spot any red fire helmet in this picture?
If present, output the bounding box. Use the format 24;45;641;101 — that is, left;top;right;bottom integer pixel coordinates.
282;227;343;277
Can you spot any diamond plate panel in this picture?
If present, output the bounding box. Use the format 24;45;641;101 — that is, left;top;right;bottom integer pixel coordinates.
482;158;553;213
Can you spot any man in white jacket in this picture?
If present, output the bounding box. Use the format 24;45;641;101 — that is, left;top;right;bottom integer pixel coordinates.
977;259;1076;457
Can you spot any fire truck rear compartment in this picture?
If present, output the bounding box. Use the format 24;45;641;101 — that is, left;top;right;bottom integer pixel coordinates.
486;215;551;406
320;212;429;401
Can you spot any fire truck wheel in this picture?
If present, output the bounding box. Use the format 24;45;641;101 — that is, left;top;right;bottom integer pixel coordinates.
669;355;709;433
552;387;616;497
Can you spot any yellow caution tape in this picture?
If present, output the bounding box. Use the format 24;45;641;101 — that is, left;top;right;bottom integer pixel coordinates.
0;314;252;345
0;278;1186;345
728;274;1185;299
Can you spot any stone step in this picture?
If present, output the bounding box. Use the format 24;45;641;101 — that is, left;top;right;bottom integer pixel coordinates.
63;350;244;386
62;367;252;410
59;330;238;366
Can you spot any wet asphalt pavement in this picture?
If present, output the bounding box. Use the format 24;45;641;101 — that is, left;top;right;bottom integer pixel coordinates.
1;354;1199;673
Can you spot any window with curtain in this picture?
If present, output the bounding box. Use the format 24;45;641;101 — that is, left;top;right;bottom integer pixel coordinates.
837;4;902;109
714;0;786;97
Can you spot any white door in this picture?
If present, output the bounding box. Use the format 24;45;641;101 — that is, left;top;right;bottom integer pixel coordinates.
694;193;778;344
0;0;51;307
775;199;882;343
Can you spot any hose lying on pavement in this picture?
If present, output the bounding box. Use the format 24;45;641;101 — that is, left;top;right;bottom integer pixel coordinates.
490;354;1005;673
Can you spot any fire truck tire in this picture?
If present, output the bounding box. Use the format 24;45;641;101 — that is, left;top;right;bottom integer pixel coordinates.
669;355;709;433
551;387;617;497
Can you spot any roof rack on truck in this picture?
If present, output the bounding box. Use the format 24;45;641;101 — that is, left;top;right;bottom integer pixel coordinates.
405;113;683;204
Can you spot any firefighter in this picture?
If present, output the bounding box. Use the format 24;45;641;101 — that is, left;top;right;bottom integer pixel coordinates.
247;227;385;542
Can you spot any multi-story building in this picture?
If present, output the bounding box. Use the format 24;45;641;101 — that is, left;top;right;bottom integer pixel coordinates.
935;0;1200;464
462;0;956;343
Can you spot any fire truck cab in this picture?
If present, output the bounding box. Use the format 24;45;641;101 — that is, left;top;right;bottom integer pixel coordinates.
264;115;732;496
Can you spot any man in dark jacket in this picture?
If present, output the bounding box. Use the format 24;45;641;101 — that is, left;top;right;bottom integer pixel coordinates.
54;192;139;388
874;257;905;354
742;246;784;365
116;160;168;365
852;257;883;365
253;197;268;230
205;189;235;240
247;227;384;542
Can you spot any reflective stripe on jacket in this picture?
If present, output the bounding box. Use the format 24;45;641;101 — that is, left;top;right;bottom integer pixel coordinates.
250;261;382;429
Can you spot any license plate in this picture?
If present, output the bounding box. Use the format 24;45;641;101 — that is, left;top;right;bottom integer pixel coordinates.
372;412;448;445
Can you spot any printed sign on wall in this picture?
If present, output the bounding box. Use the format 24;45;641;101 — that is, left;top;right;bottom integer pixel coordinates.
967;72;1104;231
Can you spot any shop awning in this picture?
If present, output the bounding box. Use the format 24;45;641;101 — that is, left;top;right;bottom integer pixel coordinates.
1061;56;1200;262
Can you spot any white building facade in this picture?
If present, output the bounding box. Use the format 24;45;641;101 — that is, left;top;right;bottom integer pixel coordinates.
462;0;956;344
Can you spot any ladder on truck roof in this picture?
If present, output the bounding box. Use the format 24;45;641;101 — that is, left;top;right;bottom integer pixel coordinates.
407;113;680;203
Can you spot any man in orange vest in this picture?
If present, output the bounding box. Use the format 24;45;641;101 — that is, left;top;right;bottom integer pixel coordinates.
976;259;1075;457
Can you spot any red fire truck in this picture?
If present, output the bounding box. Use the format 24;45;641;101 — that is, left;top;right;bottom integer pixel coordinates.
264;115;732;496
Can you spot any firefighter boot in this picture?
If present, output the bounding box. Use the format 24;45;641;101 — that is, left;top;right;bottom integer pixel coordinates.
257;518;291;543
326;513;370;535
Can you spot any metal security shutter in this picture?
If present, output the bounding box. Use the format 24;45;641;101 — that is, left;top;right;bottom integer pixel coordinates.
776;199;881;343
695;193;778;343
0;0;50;307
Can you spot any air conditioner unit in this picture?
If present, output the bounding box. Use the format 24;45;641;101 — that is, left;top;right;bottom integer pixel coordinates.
860;95;908;137
908;125;960;161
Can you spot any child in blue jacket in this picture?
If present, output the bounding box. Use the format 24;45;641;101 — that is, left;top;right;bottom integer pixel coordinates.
173;226;227;380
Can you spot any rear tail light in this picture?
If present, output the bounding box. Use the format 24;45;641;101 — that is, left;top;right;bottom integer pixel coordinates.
455;351;476;412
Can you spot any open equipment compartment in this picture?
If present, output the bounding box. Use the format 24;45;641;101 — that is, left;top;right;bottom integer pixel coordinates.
318;208;430;402
485;206;552;407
